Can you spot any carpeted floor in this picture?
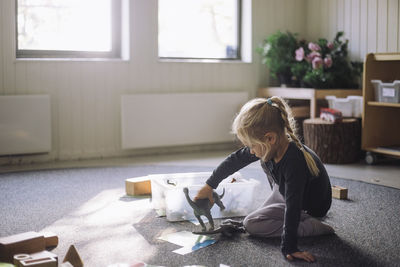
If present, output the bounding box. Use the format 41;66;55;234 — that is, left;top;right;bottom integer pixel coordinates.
1;164;400;267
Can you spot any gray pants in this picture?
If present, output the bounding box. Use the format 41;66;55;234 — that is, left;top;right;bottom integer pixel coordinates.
243;183;333;237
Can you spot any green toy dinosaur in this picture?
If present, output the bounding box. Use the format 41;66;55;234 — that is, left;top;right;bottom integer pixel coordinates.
192;219;246;236
183;187;225;232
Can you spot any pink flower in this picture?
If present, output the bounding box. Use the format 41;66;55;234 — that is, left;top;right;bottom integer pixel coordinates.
324;56;333;68
295;47;305;61
327;42;334;50
306;51;321;62
312;57;323;69
308;42;321;51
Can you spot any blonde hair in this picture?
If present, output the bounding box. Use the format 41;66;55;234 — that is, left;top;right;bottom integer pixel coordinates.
232;97;320;177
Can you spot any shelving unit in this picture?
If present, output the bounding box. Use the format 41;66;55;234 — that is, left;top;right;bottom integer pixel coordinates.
258;87;362;118
362;53;400;164
258;87;362;142
367;101;400;108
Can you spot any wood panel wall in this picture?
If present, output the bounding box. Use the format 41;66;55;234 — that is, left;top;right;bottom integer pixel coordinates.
0;0;306;164
3;0;399;164
2;0;400;164
306;0;400;61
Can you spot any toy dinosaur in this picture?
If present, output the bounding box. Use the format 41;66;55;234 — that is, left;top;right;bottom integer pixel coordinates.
192;219;246;236
183;187;225;232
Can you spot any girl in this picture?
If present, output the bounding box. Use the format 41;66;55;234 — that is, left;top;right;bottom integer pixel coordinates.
195;97;334;263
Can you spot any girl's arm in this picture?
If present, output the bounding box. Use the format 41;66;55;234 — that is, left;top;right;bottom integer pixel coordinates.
195;147;257;203
280;156;308;257
206;146;259;189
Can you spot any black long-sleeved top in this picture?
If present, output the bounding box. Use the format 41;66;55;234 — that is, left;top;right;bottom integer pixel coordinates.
206;142;332;256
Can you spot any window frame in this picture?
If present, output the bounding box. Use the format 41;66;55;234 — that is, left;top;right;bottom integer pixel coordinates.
15;0;122;59
158;0;242;61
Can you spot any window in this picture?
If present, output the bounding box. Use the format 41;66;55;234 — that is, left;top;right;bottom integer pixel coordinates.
16;0;122;58
158;0;241;60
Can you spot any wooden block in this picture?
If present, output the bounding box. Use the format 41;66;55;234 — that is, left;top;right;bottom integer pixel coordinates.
332;185;348;199
14;254;31;266
0;232;45;263
41;233;58;248
60;262;74;267
14;251;58;267
125;176;151;196
63;245;83;267
30;251;57;264
19;257;57;267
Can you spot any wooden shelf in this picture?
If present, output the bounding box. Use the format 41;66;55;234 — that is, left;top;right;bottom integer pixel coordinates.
367;101;400;108
291;106;310;118
258;87;362;118
365;147;400;158
372;53;400;61
362;52;400;160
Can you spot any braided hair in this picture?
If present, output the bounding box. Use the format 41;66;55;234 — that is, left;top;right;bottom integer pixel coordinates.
232;97;320;177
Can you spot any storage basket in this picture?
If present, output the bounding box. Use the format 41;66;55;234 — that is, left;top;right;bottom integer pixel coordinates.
325;95;363;117
150;171;260;221
371;80;400;103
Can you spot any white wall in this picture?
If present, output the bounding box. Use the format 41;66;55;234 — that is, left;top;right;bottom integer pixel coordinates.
306;0;400;62
2;0;400;164
0;0;307;164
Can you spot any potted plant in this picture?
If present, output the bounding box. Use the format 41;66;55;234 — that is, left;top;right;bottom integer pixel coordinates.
291;32;363;89
256;31;298;86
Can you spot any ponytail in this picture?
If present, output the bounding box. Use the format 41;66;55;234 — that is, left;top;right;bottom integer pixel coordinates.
269;96;320;177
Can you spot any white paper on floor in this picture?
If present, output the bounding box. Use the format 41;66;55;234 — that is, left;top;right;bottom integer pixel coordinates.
158;230;217;255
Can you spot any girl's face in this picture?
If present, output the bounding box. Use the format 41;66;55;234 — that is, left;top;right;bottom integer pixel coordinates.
241;132;277;161
248;143;264;158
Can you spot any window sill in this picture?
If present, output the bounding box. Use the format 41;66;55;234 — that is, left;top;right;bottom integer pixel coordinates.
158;58;252;64
14;57;130;63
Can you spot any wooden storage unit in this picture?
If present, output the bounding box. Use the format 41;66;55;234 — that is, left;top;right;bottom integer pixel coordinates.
258;87;362;141
258;87;362;118
362;53;400;164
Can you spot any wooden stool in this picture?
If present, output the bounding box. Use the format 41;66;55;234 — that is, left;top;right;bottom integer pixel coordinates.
303;118;361;164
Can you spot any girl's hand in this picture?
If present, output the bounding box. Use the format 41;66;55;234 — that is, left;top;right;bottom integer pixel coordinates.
286;251;315;262
194;184;214;205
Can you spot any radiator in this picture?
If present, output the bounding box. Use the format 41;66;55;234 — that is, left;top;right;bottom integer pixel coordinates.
0;95;51;155
121;92;248;149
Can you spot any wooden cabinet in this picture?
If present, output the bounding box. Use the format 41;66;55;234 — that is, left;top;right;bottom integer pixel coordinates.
362;53;400;163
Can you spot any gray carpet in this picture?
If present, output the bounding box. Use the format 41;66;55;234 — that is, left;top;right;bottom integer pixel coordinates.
1;164;400;267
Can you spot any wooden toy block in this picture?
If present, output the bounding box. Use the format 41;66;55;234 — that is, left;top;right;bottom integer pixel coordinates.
125;176;151;196
41;233;58;248
30;251;58;264
332;185;348;199
0;232;45;263
63;245;83;267
14;251;58;267
19;257;57;267
60;262;73;267
13;254;31;266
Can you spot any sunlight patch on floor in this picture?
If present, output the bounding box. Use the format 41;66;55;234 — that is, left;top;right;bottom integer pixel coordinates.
40;189;156;265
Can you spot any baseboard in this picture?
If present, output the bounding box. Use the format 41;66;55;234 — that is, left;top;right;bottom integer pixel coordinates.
0;142;239;173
